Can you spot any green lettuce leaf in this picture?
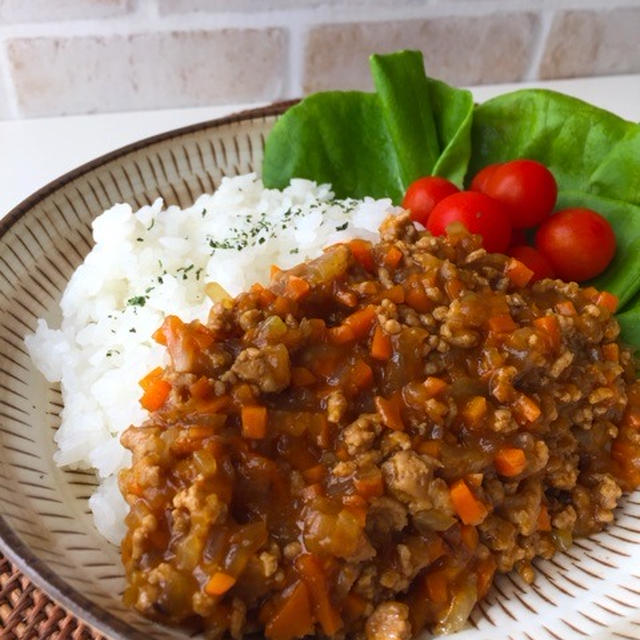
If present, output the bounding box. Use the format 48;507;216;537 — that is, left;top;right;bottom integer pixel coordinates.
470;90;640;317
468;89;640;204
262;50;473;202
617;305;640;349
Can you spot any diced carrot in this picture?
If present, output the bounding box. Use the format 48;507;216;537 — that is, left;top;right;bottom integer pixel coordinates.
328;324;355;345
343;306;377;340
533;315;560;350
488;313;517;334
152;326;167;345
405;286;431;313
354;468;384;499
537;504;552;532
423;376;447;398
264;581;314;640
445;278;464;300
417;440;441;458
371;325;393;360
476;556;497;599
285;275;311;301
555;300;577;316
348;238;375;272
241;405;268;439
187;425;216;440
270;264;281;279
259;288;277;306
494;447;526;477
291;366;317;387
273;295;292;316
462;396;487;427
205;572;236;596
506;257;534;287
303;464;326;484
140;378;171;411
460;524;479;551
450;479;488;525
348;360;374;392
375;394;404;431
596;290;618;313
138;366;164;391
189;376;212;399
425;570;449;605
513;393;541;423
384;246;403;269
199;394;232;414
191;322;215;350
384;284;406;304
611;439;640;490
295;554;343;636
602;343;620;362
343;592;367;621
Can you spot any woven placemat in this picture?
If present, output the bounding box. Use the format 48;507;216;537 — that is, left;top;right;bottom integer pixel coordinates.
0;555;107;640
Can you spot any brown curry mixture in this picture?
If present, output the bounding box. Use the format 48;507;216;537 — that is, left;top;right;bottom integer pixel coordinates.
119;214;640;639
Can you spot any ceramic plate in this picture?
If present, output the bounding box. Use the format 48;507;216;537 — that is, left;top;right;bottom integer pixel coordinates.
1;103;639;640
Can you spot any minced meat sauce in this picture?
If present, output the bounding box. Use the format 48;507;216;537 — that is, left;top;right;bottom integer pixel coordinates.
119;213;640;639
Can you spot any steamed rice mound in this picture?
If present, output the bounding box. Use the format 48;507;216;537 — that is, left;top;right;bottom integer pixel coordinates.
25;174;396;543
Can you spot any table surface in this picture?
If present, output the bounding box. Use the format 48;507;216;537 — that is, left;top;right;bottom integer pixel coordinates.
1;73;639;218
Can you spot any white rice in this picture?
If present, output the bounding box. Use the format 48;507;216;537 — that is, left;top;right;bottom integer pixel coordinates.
25;173;396;544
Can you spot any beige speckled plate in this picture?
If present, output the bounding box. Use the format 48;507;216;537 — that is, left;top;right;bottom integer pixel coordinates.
1;103;640;640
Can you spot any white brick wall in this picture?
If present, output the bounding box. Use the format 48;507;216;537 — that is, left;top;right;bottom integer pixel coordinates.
0;0;638;119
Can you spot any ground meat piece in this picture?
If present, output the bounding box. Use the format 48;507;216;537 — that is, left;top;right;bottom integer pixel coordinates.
550;349;574;378
502;478;542;536
366;497;408;536
229;598;247;640
382;451;435;509
231;344;290;392
343;414;382;455
479;514;517;552
365;601;412;640
490;366;517;402
552;506;577;530
327;390;348;423
380;430;412;456
490;408;518;433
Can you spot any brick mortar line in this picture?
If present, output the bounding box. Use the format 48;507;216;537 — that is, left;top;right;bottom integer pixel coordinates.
0;39;19;119
286;21;306;98
0;0;637;40
524;8;555;81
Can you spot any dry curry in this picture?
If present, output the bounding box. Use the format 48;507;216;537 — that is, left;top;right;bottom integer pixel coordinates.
120;214;640;639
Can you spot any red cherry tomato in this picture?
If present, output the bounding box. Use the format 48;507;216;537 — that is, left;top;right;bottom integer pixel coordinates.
535;208;616;282
470;162;502;193
427;191;512;254
481;159;558;229
509;245;555;282
402;176;460;227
